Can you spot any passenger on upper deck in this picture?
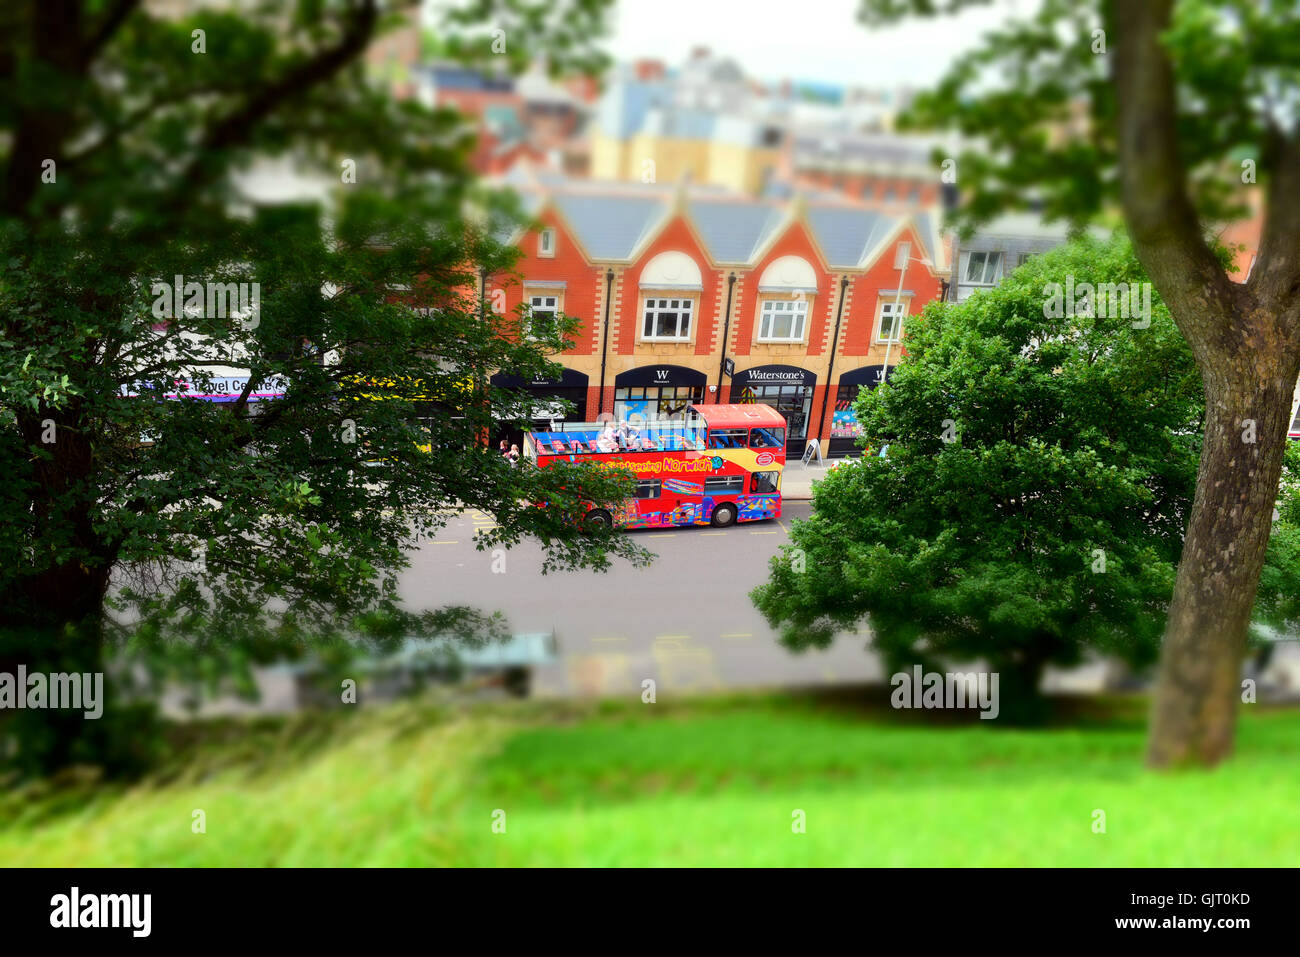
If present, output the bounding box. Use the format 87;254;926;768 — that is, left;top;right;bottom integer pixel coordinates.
597;422;618;453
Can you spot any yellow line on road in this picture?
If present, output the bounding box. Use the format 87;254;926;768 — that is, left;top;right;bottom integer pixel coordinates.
432;540;459;545
749;530;778;535
700;531;727;536
721;632;752;639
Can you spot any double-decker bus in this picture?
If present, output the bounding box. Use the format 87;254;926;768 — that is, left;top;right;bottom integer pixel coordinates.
525;403;787;529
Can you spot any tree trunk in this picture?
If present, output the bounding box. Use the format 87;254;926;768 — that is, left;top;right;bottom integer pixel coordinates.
1147;354;1300;766
0;569;114;777
995;648;1051;726
0;416;123;776
1111;0;1300;767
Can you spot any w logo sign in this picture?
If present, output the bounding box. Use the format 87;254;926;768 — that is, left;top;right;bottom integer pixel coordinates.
655;369;669;381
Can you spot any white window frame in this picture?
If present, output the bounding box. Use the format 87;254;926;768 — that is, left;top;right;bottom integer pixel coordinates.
538;228;556;258
757;297;809;343
641;296;694;342
877;299;908;343
527;293;560;340
962;251;1003;286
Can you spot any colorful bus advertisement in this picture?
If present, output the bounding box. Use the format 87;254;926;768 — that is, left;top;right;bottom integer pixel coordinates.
526;403;787;529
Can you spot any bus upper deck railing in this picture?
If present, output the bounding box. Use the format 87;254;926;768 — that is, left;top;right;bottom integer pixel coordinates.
529;417;707;455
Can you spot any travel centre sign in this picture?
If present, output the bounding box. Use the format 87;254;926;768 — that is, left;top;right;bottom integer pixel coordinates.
119;374;288;402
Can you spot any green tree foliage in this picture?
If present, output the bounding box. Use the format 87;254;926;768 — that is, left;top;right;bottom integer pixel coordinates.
0;0;631;776
1257;440;1300;636
754;238;1300;721
860;0;1300;764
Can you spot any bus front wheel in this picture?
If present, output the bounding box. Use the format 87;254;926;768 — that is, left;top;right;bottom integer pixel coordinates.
584;509;613;530
710;503;738;527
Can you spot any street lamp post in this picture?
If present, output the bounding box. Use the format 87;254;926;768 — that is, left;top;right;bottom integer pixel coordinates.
878;252;932;387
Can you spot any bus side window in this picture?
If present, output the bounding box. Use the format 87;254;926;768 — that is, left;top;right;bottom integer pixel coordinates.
634;479;662;499
708;429;748;449
703;474;745;494
752;470;779;494
749;428;785;448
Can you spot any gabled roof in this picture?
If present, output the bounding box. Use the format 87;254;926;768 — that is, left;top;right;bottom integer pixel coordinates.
551;192;670;261
488;189;546;244
804;205;897;269
491;172;934;271
914;208;946;271
687;199;787;264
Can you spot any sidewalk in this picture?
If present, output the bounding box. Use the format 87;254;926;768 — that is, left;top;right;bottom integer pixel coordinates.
783;459;851;501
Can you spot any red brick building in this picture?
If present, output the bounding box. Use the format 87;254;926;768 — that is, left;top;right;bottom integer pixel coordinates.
484;174;946;457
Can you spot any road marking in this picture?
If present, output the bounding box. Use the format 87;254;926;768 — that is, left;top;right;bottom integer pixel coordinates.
700;531;727;536
654;635;691;642
432;540;459;545
568;652;633;696
652;642;722;692
721;632;752;639
749;530;778;535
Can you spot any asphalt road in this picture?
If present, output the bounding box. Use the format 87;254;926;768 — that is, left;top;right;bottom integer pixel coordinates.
397;501;884;699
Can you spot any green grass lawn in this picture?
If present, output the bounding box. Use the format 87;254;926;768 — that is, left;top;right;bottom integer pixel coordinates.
3;691;1298;866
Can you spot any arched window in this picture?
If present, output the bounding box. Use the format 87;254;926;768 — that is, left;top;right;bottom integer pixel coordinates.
756;256;817;343
640;252;703;342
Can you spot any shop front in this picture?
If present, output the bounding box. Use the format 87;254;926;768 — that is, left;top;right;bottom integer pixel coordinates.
490;367;589;449
613;365;706;425
829;364;893;457
731;364;816;458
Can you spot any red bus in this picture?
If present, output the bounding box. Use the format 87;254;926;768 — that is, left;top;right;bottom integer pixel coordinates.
525;403;787;529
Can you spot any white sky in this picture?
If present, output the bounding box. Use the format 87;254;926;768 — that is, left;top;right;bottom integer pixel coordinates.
603;0;1028;90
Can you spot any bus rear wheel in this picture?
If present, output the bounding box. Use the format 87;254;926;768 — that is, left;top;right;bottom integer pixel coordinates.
710;503;738;527
584;509;613;530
